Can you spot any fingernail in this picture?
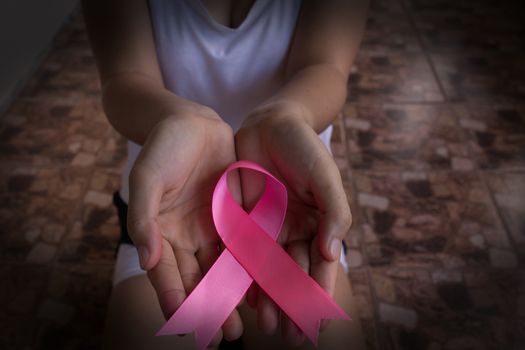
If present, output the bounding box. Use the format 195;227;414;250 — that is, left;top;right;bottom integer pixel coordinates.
330;239;341;260
138;245;149;269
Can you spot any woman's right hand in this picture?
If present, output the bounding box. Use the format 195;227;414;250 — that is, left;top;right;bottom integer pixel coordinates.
127;109;243;345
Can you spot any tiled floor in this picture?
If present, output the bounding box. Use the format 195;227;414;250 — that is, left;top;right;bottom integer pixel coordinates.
1;1;524;349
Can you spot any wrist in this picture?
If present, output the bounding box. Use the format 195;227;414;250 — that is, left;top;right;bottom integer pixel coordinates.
151;105;232;146
240;100;312;131
153;103;221;131
160;103;220;124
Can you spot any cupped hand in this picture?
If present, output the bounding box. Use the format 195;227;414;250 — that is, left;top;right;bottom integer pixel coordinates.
127;110;243;345
235;102;352;347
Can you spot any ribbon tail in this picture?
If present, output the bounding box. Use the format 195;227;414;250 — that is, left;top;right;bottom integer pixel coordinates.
156;251;252;350
157;312;216;350
219;204;351;347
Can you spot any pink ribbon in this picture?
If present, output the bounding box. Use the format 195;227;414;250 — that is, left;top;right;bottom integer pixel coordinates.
157;161;350;349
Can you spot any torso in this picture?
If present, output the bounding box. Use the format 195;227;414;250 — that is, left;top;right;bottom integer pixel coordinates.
120;0;332;203
146;0;303;130
201;0;256;29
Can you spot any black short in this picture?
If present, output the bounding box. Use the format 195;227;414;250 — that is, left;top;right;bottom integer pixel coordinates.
113;191;134;246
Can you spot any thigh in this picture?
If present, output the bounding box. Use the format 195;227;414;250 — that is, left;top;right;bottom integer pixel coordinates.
103;265;366;350
239;264;367;350
103;274;200;350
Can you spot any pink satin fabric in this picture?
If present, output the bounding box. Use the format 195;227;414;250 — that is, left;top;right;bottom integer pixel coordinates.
157;161;350;349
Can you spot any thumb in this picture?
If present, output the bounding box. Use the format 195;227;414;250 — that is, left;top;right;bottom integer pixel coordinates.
309;155;352;261
127;166;163;270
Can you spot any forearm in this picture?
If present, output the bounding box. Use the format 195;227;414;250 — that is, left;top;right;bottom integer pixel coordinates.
246;0;369;133
261;64;348;133
101;72;217;145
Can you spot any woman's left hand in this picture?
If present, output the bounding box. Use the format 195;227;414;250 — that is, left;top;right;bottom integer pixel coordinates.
235;102;352;347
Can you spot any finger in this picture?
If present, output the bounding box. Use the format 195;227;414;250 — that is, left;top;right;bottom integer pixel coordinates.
196;244;244;341
309;234;340;331
257;289;279;335
281;240;309;346
128;166;163;270
222;309;244;341
308;155;352;261
147;239;186;320
173;246;202;295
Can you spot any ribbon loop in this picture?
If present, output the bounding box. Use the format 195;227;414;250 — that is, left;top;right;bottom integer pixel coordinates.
157;161;350;349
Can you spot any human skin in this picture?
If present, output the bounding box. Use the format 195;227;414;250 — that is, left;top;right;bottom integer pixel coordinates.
82;0;369;347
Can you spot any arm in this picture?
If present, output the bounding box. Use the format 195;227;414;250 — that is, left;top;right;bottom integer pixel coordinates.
82;1;243;343
81;0;217;145
236;0;369;345
245;0;369;132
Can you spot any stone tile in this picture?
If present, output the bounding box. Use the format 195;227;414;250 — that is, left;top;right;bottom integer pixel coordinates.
346;270;378;350
485;171;525;257
489;248;519;268
431;270;462;284
456;105;525;169
37;299;75;324
55;203;119;265
0;98;111;166
94;128;127;169
26;243;57;264
345;104;465;171
0;164;90;199
0;13;119;349
431;53;525;103
24;228;41;243
405;0;525;54
362;0;422;53
71;152;95;167
349;51;443;103
7;289;37;314
0;194;77;261
372;267;523;349
346;249;363;268
0;262;113;349
0;264;51;310
358;192;390;211
371;272;396;303
83;190;112;207
354;171;505;268
450;157;475;171
47;269;70;299
379;303;418;329
41;222;67;244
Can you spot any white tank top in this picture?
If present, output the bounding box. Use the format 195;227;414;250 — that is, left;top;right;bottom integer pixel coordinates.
120;0;333;203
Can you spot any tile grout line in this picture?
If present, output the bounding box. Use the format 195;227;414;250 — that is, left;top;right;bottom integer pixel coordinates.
339;107;385;350
398;0;449;103
365;267;387;350
478;170;521;257
51;161;98;266
451;104;522;260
